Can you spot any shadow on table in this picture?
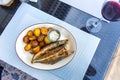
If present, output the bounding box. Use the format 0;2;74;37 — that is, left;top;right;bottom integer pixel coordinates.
81;27;90;33
83;65;97;80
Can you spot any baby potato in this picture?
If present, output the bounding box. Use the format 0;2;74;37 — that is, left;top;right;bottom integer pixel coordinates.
44;36;51;44
47;27;53;31
38;35;45;42
32;46;40;53
41;27;48;35
31;40;39;48
23;36;29;43
24;44;31;51
34;28;40;37
29;36;36;41
27;30;33;36
40;41;45;47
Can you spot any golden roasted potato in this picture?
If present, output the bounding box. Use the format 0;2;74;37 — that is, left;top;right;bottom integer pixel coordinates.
38;35;45;42
23;36;29;43
34;28;40;37
31;40;39;48
24;44;31;51
41;27;48;35
47;27;53;31
44;36;51;44
27;30;33;36
29;36;36;41
32;46;40;53
23;27;59;55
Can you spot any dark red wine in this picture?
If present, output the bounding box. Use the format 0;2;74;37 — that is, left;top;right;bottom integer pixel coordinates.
102;1;120;21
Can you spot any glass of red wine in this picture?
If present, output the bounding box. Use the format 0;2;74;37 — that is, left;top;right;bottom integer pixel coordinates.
102;0;120;21
86;0;120;33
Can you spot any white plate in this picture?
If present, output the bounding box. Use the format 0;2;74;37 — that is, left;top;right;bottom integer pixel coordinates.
16;23;77;70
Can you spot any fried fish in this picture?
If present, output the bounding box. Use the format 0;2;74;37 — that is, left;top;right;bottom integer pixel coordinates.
32;40;68;60
40;45;65;59
32;48;74;64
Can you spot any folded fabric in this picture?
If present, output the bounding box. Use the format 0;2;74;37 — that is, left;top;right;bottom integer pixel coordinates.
105;42;120;80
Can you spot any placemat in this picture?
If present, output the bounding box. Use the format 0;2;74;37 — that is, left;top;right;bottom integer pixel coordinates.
0;3;100;80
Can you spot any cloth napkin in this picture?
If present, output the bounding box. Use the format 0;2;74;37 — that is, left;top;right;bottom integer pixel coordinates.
105;41;120;80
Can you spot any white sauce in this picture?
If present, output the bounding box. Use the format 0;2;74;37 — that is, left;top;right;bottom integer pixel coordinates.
49;30;60;41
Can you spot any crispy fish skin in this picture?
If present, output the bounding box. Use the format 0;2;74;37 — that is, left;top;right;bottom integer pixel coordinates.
40;45;65;59
32;48;66;64
32;48;74;64
32;40;68;60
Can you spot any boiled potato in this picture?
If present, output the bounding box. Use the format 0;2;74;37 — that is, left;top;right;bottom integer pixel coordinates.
44;36;51;44
41;27;48;35
29;36;36;41
38;35;45;42
39;41;45;47
34;28;40;37
27;30;33;36
32;46;40;53
31;40;39;48
23;36;29;43
24;44;31;51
